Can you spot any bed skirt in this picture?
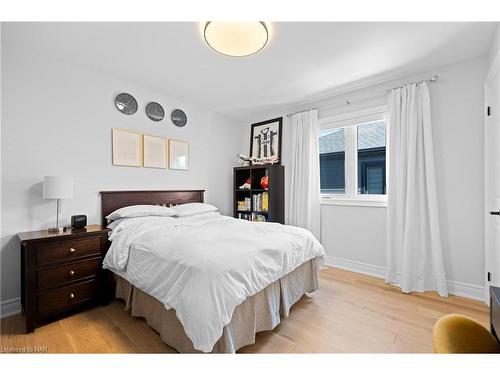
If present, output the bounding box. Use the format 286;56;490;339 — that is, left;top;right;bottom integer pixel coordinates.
113;258;322;353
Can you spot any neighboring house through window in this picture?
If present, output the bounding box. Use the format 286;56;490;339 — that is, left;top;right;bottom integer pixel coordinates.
318;106;387;206
319;128;345;194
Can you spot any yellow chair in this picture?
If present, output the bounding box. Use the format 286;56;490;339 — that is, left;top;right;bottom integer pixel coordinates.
432;314;500;353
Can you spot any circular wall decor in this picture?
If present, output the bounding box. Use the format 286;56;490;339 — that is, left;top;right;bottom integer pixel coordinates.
114;93;138;115
145;102;165;121
171;109;187;127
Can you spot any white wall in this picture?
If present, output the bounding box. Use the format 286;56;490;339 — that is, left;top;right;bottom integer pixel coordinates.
0;40;244;308
320;205;387;269
488;24;500;69
240;57;488;297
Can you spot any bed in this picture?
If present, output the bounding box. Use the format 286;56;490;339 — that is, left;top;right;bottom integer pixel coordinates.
100;190;325;353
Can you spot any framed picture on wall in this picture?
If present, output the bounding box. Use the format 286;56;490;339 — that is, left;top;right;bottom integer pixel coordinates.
250;117;282;164
143;134;167;169
112;128;143;167
168;139;189;170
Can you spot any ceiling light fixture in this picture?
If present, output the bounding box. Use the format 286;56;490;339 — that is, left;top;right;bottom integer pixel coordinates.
203;22;269;57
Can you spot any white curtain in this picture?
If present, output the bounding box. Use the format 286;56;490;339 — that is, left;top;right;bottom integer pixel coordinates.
284;109;321;240
386;82;448;297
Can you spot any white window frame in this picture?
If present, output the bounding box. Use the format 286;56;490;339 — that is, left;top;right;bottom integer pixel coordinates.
319;105;388;207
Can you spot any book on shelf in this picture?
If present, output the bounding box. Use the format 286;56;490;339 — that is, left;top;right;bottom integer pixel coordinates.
252;192;268;213
262;191;268;211
238;212;251;220
237;197;251;211
237;212;267;222
251;213;267;222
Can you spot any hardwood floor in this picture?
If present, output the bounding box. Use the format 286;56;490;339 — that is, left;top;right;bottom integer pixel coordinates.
0;267;489;353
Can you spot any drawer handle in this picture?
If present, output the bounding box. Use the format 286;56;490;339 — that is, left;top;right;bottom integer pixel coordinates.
69;293;75;299
69;248;76;253
69;270;76;277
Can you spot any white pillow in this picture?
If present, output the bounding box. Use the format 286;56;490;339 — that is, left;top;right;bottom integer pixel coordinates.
172;203;218;217
107;216;174;241
106;204;176;221
107;217;129;230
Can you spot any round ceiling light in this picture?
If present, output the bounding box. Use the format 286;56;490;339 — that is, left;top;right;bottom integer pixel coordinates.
204;22;269;57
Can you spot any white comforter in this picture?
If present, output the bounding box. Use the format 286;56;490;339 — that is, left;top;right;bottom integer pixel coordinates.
103;212;325;352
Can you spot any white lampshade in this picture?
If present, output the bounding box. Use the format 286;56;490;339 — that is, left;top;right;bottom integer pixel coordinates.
43;176;74;199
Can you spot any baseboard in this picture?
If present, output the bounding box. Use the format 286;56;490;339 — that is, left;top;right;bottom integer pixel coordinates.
446;280;485;302
325;256;486;302
325;255;386;279
0;297;22;319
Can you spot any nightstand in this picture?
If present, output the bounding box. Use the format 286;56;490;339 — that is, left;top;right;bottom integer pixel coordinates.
18;224;110;333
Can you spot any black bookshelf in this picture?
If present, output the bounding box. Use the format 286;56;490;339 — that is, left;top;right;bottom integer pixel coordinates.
233;164;284;224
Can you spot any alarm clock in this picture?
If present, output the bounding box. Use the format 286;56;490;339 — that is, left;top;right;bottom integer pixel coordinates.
71;215;87;229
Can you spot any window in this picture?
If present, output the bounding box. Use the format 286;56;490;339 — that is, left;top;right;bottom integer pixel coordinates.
318;107;387;206
319;128;345;194
357;121;386;195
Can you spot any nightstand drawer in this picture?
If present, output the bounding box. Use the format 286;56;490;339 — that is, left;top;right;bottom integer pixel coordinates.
36;237;101;266
37;257;102;290
38;279;98;318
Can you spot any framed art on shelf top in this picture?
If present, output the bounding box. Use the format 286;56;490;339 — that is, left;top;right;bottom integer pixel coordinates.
250;117;282;165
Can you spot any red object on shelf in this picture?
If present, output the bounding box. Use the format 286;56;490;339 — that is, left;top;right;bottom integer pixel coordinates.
238;178;251;190
260;176;269;189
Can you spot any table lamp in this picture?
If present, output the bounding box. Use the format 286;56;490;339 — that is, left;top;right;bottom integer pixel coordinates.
43;176;74;233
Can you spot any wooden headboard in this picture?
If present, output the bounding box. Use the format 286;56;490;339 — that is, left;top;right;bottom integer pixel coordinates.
100;190;205;225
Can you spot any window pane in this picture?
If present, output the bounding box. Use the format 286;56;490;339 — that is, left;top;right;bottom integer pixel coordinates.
319;128;345;194
357;121;386;195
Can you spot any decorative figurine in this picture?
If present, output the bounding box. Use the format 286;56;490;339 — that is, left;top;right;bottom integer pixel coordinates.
237;153;279;166
237;153;253;166
253;157;278;165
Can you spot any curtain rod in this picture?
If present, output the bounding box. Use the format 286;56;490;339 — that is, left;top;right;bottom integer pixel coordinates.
387;75;439;93
286;75;439;118
286;108;319;118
